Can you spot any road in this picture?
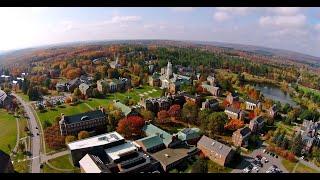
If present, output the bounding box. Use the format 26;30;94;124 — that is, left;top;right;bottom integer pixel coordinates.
12;93;41;173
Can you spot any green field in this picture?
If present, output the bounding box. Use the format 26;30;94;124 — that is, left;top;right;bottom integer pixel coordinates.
16;92;30;102
0;109;17;154
282;159;319;173
37;103;92;125
106;85;161;103
42;154;79;173
298;85;320;97
207;160;233;173
86;85;161;109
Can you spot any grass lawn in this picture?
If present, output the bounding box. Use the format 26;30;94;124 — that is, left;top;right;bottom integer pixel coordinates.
275;121;296;137
86;85;162;109
13;160;30;173
295;163;319;173
207;160;233;173
43;154;80;173
0;109;17;154
106;85;161;103
282;159;297;172
16;92;30;102
37;102;92;125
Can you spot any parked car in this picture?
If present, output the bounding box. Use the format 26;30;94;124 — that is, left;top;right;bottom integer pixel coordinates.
253;160;263;167
262;157;269;163
243;164;253;173
252;166;260;172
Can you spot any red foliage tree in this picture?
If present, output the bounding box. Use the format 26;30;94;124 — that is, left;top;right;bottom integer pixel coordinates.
157;110;169;124
167;104;181;119
116;116;144;138
222;99;230;108
44;125;65;150
248;111;256;120
232;101;241;109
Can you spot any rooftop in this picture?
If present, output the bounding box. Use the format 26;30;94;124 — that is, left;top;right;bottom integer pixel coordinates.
151;147;190;167
197;135;233;158
67;131;124;150
113;101;132;116
237;127;251;136
79;154;110;173
178;128;200;141
225;106;241;114
63;110;105;124
0;150;11;173
142;124;172;147
252;116;264;124
135;135;164;150
105;141;137;161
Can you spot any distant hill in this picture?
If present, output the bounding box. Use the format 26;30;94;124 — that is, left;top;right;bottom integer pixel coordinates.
0;39;319;67
190;40;320;65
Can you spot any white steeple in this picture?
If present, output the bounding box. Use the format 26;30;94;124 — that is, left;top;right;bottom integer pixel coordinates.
166;61;173;79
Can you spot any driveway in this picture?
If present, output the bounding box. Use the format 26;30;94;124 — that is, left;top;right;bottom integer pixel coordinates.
12;93;41;173
231;144;288;173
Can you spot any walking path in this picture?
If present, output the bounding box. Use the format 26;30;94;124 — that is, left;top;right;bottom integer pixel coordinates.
84;102;94;110
12;117;20;155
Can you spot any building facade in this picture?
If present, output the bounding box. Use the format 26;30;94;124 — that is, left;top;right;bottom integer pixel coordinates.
232;127;251;147
59;107;107;136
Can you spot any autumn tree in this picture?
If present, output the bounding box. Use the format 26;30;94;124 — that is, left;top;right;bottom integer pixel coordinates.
116;116;145;138
73;88;82;97
140;109;154;121
78;131;90;140
182;101;199;125
157;110;169;124
224;119;244;131
65;135;77;144
167;104;181;120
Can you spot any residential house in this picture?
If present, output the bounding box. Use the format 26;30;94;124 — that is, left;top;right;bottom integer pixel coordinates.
79;83;90;96
300;119;320;153
249;116;265;133
140;97;172;114
67;78;82;92
59;106;107;136
197;135;235;167
0;150;14;173
201;83;221;97
224;106;244;120
56;82;67;92
201;99;219;111
245;99;261;111
226;92;239;105
268;104;278;118
0;90;14;111
232;127;251;147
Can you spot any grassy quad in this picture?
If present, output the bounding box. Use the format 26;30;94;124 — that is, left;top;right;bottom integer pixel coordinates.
36;103;92;126
0;109;17;154
42;154;80;173
282;159;319;173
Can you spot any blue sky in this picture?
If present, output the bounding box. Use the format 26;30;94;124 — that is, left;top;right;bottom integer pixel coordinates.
0;7;319;57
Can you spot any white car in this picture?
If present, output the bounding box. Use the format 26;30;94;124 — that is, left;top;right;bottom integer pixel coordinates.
262;157;269;163
243;168;251;173
252;166;260;172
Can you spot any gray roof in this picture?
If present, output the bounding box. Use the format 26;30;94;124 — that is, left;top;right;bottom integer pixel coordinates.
0;90;7;102
238;127;251;136
197;135;233;158
252;116;264;124
246;98;259;104
63;110;105;124
136;135;164;150
225;106;241;114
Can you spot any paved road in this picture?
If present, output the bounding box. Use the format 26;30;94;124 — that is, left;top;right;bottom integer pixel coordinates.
231;144;288;173
12;93;41;173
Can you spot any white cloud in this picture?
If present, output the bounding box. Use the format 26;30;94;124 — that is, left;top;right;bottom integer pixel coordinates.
213;12;230;22
170;7;195;12
268;7;301;15
259;14;306;28
108;15;141;24
215;7;253;15
315;24;320;31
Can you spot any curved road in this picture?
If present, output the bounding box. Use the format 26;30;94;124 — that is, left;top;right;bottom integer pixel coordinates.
12;93;41;173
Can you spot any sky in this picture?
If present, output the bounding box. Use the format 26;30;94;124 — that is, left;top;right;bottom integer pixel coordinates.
0;7;319;57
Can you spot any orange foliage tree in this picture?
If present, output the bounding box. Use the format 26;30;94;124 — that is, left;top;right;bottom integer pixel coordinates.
224;119;244;131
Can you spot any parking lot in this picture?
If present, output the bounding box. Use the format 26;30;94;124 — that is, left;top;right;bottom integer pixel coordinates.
231;144;288;173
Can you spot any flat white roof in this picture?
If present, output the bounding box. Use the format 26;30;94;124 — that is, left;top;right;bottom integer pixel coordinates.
67;131;124;150
105;142;137;161
79;154;102;173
